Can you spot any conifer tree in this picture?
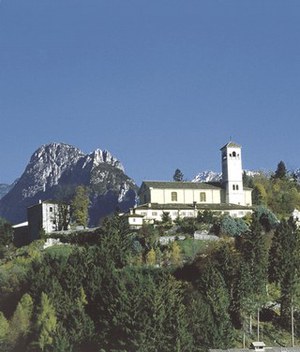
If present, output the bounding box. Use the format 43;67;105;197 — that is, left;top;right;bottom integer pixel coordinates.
170;241;182;266
0;218;13;247
35;292;57;351
235;260;255;333
100;214;133;268
236;212;268;335
161;211;172;225
0;312;9;347
146;248;156;265
274;160;287;179
196;260;233;348
9;293;33;346
173;169;184;182
240;213;268;301
269;218;300;327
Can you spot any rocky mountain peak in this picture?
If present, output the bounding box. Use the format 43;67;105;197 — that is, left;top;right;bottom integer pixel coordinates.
30;143;84;164
23;143;85;198
0;142;137;224
89;149;124;171
192;170;222;183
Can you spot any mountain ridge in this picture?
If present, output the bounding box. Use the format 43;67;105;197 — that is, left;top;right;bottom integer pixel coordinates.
0;143;137;225
2;142;300;225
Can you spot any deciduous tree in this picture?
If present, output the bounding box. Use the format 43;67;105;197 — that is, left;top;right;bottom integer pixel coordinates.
71;186;89;228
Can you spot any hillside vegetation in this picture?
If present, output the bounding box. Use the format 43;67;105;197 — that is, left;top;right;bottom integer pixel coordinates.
0;162;300;351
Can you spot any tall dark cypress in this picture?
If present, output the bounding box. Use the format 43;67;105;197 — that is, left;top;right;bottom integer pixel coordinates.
269;217;300;327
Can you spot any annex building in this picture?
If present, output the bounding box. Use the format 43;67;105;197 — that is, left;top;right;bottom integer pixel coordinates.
127;141;253;228
13;200;69;246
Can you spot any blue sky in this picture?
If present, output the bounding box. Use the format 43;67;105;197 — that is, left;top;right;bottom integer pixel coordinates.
1;0;300;185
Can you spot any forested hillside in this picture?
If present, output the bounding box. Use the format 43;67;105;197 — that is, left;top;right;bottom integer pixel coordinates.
0;161;300;351
0;206;300;351
244;161;300;216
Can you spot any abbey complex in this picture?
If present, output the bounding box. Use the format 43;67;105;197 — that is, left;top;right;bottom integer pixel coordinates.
5;141;300;352
127;141;253;228
12;141;253;242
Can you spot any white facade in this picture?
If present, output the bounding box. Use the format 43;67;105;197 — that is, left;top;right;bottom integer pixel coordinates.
132;203;252;224
133;204;197;223
13;201;70;244
221;142;245;205
41;202;60;233
139;182;222;206
27;201;70;241
127;141;253;225
126;213;144;229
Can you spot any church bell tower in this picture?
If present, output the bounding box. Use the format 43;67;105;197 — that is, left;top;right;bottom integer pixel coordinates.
220;141;245;205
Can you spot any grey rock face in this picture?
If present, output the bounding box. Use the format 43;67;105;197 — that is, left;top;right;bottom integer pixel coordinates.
21;143;85;198
0;143;137;225
0;184;13;200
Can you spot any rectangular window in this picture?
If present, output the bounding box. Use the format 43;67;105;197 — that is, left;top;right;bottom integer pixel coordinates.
200;192;206;202
171;192;177;201
152;212;158;216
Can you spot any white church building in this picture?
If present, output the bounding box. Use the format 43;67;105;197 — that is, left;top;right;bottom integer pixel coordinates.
127;141;253;228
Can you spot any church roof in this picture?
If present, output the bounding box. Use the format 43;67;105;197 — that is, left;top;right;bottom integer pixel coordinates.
220;141;241;150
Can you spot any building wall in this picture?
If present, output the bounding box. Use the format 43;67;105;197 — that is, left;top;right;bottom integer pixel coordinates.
221;144;245;205
28;202;59;241
135;207;197;222
222;146;243;185
139;184;251;209
134;206;251;222
28;204;43;241
147;188;221;205
226;181;245;205
244;189;252;206
128;216;144;229
13;224;30;247
42;203;59;233
134;142;253;226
